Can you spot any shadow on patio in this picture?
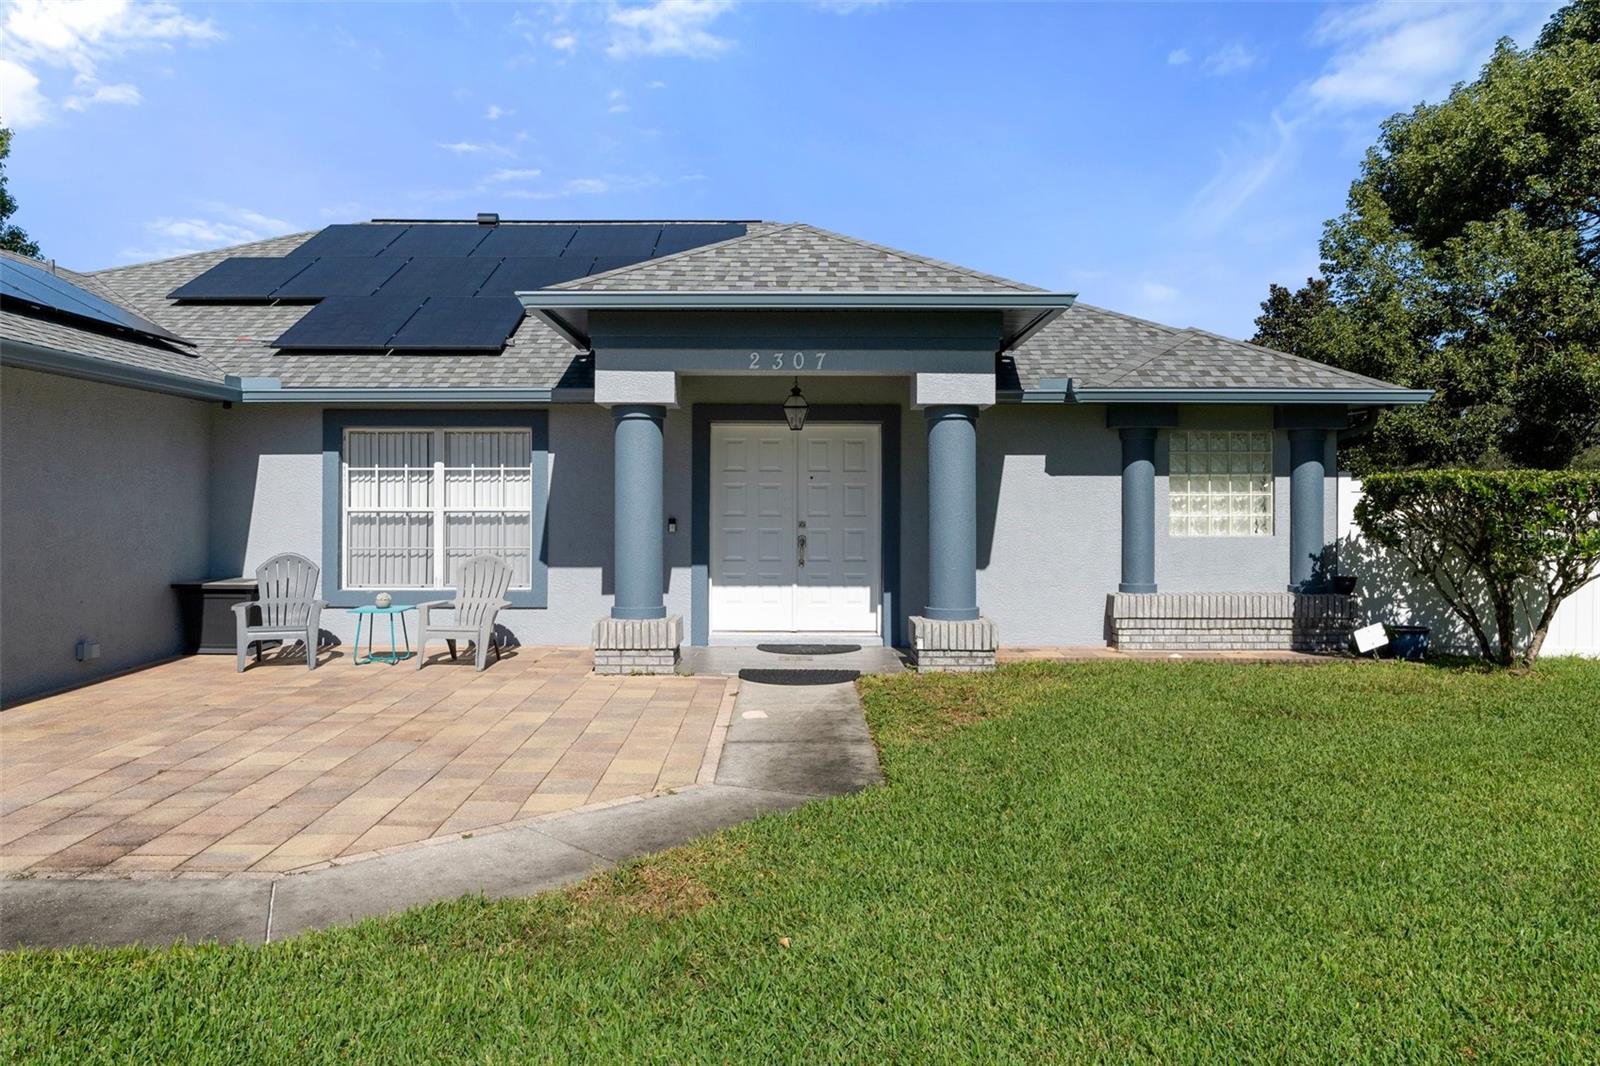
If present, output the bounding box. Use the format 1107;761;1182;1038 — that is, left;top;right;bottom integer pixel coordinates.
2;648;729;878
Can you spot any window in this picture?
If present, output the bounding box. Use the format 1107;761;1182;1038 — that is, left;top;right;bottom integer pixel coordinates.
343;428;533;589
1169;429;1273;536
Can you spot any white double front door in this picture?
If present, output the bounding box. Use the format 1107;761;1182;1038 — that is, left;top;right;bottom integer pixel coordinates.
710;423;881;635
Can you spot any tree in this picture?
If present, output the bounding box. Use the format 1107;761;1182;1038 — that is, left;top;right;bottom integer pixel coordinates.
0;124;41;258
1253;0;1600;472
1354;471;1600;666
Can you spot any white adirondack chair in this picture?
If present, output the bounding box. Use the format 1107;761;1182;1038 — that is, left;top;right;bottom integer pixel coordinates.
233;553;326;672
415;554;514;671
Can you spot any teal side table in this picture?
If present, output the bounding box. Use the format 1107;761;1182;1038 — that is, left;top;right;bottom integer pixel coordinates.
350;604;416;665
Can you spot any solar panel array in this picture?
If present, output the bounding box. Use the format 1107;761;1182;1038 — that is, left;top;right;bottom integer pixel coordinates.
164;221;746;352
2;254;186;345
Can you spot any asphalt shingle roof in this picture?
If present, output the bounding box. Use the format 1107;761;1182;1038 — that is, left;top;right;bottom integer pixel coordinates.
559;222;1040;293
0;221;1413;398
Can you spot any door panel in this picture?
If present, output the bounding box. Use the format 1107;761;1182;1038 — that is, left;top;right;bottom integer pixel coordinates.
709;423;880;635
710;428;796;632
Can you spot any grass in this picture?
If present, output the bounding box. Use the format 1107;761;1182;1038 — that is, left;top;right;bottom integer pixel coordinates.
4;659;1599;1063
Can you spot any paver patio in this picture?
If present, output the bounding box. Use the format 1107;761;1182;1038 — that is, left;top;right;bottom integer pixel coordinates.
1;647;730;878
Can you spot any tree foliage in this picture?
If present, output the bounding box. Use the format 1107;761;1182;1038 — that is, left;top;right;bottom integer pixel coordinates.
1354;470;1600;665
0;124;41;259
1253;0;1600;472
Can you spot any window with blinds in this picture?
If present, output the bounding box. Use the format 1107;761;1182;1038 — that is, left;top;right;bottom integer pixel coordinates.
343;428;533;589
1169;429;1274;536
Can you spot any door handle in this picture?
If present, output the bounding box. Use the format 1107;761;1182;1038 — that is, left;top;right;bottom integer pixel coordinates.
797;533;807;567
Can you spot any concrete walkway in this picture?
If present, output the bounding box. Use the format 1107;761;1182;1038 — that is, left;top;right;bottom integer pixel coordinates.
1;676;881;949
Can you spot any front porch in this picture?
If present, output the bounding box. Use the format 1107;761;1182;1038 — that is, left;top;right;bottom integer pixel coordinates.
2;648;730;878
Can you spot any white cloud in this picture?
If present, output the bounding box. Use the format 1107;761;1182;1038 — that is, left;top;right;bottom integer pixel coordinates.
1139;281;1180;304
1184;111;1302;237
608;87;629;113
0;0;218;126
564;177;610;195
1166;48;1190;66
484;103;513;120
547;30;577;52
63;80;139;111
1306;1;1554;112
648;79;667;89
437;140;513;157
606;0;734;60
123;203;294;261
0;57;47;126
485;167;542;183
1201;43;1256;76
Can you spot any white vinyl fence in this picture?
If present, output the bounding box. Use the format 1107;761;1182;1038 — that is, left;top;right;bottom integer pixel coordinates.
1336;475;1600;659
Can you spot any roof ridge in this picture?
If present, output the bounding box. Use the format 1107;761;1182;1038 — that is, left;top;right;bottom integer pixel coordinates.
551;221;798;290
91;232;319;276
787;223;1042;292
1101;328;1200;386
1179;326;1401;390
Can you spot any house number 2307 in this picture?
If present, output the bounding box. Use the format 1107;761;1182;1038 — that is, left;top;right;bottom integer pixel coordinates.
748;352;827;370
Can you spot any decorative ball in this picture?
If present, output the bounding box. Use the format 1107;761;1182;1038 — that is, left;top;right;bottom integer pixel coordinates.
375;592;392;609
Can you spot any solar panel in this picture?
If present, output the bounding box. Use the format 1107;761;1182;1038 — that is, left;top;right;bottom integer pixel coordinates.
272;296;424;350
374;257;501;298
168;256;315;301
288;224;410;257
2;255;186;343
586;255;641;278
386;296;524;351
380;225;492;258
654;222;746;256
562;224;663;258
474;257;593;297
470;225;578;258
272;257;406;299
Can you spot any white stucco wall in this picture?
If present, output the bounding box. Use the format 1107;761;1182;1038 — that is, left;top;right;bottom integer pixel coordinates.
1;367;212;704
205;388;1335;651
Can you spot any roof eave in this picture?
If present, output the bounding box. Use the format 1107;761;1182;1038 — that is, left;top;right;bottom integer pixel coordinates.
0;338;235;401
517;290;1078;352
1064;386;1435;406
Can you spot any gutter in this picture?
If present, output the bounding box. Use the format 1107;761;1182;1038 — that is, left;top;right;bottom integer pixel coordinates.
0;338;238;401
228;377;588;405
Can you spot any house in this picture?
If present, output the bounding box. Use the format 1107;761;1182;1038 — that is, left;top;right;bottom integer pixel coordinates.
0;219;1429;703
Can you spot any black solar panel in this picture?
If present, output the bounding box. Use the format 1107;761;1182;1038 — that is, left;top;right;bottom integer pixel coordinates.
562;224;662;258
474;257;593;297
272;296;424;350
381;225;492;258
3;255;185;342
288;224;409;257
272;257;405;299
469;225;578;258
375;257;501;298
654;222;746;256
168;256;315;301
386;296;524;351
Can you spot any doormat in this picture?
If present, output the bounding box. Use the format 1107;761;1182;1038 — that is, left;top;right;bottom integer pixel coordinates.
755;643;863;656
738;668;861;686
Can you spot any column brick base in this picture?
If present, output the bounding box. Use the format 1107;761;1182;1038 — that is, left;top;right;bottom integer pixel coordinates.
592;615;683;675
910;615;998;673
1108;593;1355;653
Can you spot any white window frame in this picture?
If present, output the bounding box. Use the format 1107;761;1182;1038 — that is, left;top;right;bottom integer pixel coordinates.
1169;427;1275;537
341;427;533;590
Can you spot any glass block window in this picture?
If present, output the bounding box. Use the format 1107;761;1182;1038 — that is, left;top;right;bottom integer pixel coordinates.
1169;429;1274;536
343;428;533;589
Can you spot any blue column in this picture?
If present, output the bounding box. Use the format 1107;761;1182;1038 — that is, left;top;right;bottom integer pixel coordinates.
612;404;667;620
1119;426;1158;594
924;404;980;621
1287;427;1328;591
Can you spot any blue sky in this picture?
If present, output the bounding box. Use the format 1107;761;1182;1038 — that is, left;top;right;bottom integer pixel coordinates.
1;0;1560;338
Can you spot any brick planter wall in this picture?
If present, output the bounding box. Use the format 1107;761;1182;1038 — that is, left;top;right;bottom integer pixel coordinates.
1109;593;1355;653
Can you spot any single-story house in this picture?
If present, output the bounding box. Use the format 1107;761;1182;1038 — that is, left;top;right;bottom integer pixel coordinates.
0;219;1429;702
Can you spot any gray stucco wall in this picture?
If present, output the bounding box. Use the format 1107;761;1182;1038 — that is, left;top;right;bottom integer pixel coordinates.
205;389;1336;652
1;367;212;705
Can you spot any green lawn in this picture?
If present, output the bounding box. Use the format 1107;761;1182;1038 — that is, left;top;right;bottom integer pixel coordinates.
5;660;1599;1063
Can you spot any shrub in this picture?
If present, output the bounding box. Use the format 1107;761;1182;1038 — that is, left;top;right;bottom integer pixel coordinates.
1354;471;1600;665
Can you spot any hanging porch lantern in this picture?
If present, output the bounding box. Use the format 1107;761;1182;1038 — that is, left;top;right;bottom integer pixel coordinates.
783;377;809;431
